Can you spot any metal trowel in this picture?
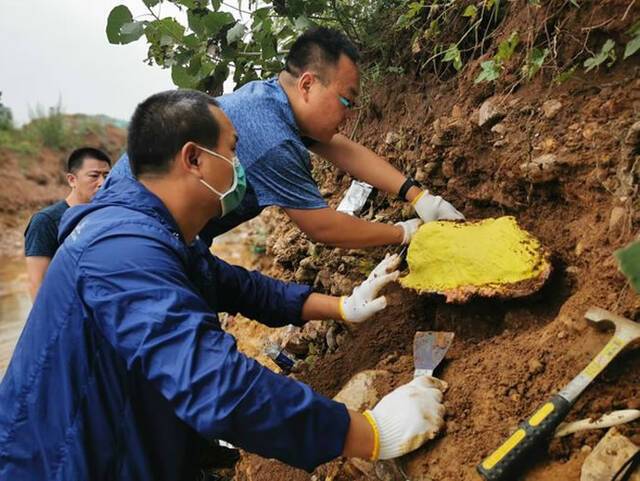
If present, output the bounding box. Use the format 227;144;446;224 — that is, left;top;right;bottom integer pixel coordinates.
413;331;455;377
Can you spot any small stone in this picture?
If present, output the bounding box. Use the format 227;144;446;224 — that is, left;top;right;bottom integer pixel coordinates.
542;99;563;119
581;428;640;481
528;358;544;375
557;330;567;340
415;167;426;182
451;104;464;118
333;370;392;411
624;121;640;146
609;206;626;233
423;162;438;175
294;266;316;283
478;96;507;127
582;122;599;141
491;123;506;135
385;131;400;145
520;154;565;183
575;241;585;257
581;445;593;453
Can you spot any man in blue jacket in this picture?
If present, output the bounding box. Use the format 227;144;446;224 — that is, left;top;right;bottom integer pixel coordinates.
106;27;464;249
0;90;446;480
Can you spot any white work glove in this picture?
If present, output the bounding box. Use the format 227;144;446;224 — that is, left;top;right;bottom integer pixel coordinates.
412;190;464;222
394;218;423;245
363;376;446;460
340;253;401;323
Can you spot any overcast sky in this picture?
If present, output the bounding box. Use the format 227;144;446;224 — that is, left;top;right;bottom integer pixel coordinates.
0;0;195;125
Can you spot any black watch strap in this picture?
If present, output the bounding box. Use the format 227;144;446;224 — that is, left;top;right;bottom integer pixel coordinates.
398;178;417;201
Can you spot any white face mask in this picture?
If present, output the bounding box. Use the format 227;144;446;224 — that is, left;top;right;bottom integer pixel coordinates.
195;145;247;217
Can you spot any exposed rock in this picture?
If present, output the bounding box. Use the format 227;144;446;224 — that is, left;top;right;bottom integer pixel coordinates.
520;154;566;183
385;131;400;145
294;265;316;283
580;427;640;481
491;123;506;135
478;96;507;127
527;358;544;375
625;121;640;147
542;99;563;119
609;206;627;235
333;369;392;411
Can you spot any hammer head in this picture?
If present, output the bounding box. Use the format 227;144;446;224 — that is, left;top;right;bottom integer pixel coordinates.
585;307;640;345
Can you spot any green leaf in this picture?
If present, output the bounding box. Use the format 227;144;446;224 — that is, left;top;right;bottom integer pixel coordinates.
615;241;640;293
119;21;146;44
522;47;549;80
628;20;640;36
187;11;205;36
624;35;640;59
158;18;185;41
203;11;235;36
293;15;312;31
443;44;462;71
142;0;161;7
183;33;200;49
171;64;199;88
106;5;133;44
553;65;577;84
463;5;478;19
475;60;501;83
495;31;519;63
226;22;245;44
260;34;278;60
569;0;580;7
584;39;616;71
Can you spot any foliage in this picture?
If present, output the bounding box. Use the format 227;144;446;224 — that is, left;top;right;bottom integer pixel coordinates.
624;20;640;59
522;47;549;80
28;102;69;150
107;0;640;95
0;92;13;131
615;241;640;294
475;31;519;83
106;0;396;94
583;39;617;71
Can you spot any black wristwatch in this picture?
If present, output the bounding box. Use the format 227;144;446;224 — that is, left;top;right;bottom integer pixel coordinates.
398;178;419;201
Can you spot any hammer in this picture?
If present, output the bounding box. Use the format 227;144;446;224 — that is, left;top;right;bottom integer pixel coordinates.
477;306;640;481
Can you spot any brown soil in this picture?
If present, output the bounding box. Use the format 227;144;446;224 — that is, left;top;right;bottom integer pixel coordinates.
235;1;640;479
0;124;126;257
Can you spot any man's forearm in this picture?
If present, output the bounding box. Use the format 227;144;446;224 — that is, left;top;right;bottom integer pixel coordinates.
343;410;375;459
301;293;341;321
285;207;404;248
311;134;422;202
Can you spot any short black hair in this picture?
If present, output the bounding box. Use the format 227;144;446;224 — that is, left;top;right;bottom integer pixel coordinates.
127;90;220;177
67;147;112;173
284;27;360;78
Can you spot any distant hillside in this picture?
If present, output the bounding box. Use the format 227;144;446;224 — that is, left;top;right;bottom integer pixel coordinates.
0;112;126;256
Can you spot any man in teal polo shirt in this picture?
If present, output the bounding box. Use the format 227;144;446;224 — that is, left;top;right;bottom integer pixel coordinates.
107;27;463;248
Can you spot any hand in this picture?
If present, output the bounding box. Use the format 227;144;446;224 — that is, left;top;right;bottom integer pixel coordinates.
364;376;446;460
413;191;464;222
340;253;401;323
394;218;423;245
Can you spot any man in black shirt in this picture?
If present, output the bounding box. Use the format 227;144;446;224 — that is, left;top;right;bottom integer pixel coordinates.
24;147;111;299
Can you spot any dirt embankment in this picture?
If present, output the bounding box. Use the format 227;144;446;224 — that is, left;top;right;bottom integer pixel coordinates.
235;1;640;480
0;124;126;257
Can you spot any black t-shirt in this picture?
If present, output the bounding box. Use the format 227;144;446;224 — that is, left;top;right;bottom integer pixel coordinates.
24;200;70;257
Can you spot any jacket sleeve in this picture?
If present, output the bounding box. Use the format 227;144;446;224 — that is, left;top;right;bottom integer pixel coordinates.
76;232;349;472
205;253;313;327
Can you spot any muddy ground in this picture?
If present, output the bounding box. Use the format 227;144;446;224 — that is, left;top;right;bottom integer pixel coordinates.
234;2;640;480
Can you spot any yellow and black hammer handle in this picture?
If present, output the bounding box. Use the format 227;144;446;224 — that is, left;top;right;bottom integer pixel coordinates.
477;308;634;481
